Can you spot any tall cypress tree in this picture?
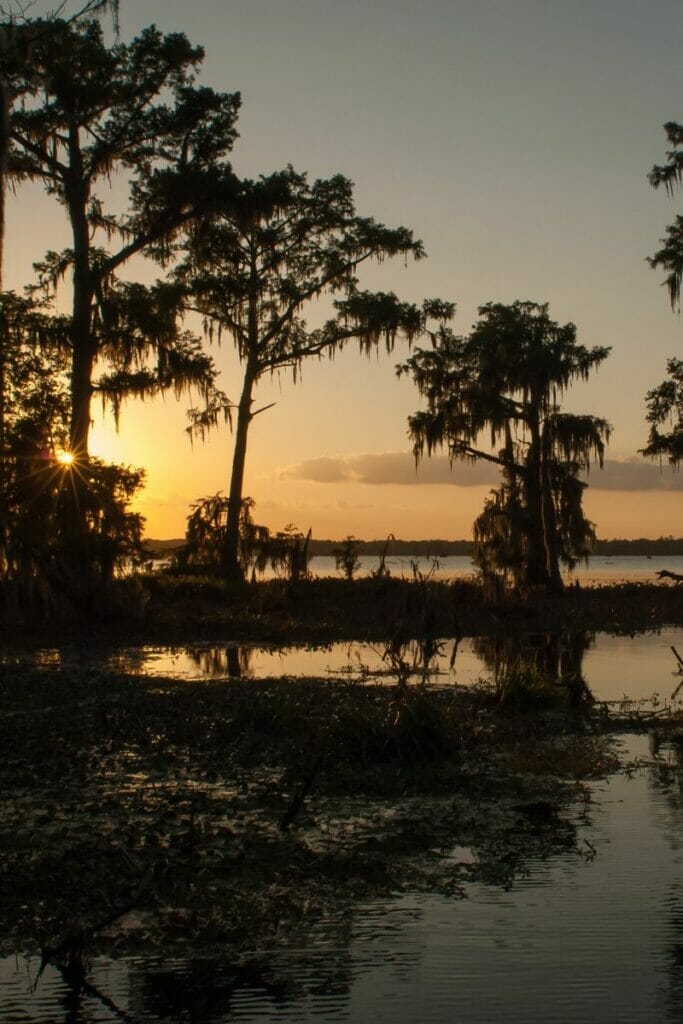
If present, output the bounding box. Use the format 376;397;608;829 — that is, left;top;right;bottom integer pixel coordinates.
401;301;611;594
180;167;445;581
4;16;240;459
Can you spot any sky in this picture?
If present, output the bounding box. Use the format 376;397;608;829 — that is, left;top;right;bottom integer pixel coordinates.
7;0;683;539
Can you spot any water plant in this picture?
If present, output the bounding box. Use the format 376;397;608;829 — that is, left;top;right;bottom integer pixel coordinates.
333;536;361;580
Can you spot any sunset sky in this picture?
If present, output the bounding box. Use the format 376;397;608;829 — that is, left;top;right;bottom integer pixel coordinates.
9;0;683;539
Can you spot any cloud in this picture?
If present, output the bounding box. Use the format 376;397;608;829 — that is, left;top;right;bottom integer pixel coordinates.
282;452;500;486
585;459;683;491
281;451;683;491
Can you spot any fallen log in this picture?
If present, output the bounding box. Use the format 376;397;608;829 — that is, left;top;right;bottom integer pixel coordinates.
656;570;683;585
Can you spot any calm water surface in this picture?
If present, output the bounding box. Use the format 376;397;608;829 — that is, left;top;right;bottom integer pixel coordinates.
307;553;683;585
4;626;683;1020
2;733;681;1023
25;627;683;705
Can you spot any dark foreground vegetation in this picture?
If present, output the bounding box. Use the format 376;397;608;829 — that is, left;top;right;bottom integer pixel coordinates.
2;659;661;968
144;574;683;643
3;571;683;646
3;562;681;997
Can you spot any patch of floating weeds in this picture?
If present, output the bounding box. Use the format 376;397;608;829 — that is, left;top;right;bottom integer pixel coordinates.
0;659;669;967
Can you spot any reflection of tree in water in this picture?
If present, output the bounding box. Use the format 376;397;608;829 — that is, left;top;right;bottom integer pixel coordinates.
474;631;594;699
133;957;298;1022
30;902;421;1023
103;645;150;676
28;953;142;1024
124;913;382;1022
186;645;255;678
381;635;452;686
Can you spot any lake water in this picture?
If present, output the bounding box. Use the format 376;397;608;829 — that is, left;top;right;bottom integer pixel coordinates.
25;626;683;705
3;631;683;1021
305;553;683;585
2;731;681;1022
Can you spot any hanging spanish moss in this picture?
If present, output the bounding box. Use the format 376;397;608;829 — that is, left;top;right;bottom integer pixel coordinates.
401;301;611;595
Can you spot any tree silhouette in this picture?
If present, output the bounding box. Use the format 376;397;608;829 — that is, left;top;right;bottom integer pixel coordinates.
333;536;361;580
180;166;442;581
177;493;311;583
649;122;683;310
641;357;683;466
0;292;69;584
0;289;143;605
3;16;240;459
646;122;683;465
0;3;120;286
178;493;269;578
401;301;611;594
0;4;121;578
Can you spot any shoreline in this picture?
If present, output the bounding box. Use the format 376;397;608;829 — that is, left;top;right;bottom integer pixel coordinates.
2;575;683;647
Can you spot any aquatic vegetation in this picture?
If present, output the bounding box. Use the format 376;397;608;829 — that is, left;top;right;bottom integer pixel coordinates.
0;662;612;965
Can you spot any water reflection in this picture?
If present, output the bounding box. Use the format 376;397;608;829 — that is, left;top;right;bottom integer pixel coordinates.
474;631;593;683
644;730;683;1020
6;736;683;1022
4;628;683;703
185;644;255;679
133;958;299;1022
473;631;595;704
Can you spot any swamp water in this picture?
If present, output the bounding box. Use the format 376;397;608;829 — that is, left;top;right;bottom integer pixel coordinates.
2;632;683;1022
19;626;683;704
303;553;683;585
1;733;681;1022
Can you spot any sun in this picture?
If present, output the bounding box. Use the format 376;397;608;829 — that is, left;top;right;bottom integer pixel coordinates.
55;450;74;467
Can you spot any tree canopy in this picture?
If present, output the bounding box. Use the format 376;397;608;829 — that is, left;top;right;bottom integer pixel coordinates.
3;15;240;457
180;166;446;580
645;122;683;467
400;301;611;593
649;121;683;310
641;357;683;466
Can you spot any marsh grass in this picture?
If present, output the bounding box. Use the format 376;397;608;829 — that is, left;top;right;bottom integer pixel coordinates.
0;658;625;965
142;573;683;644
2;572;683;646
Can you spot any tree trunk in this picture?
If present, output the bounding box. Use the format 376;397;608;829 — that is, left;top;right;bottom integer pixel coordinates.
223;364;256;582
523;421;551;590
60;130;98;597
65;139;95;459
540;422;564;596
69;341;95;458
0;77;9;577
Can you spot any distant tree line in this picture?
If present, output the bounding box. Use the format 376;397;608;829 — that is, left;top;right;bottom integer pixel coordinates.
146;536;683;558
